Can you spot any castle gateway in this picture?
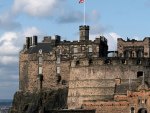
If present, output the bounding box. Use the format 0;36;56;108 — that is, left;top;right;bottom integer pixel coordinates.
19;25;150;113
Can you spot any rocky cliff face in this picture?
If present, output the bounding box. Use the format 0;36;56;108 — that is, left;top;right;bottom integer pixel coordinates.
9;88;68;113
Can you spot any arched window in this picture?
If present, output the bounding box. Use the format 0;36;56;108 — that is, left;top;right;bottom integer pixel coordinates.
138;108;147;113
124;50;129;58
132;51;136;57
137;50;143;58
131;107;134;113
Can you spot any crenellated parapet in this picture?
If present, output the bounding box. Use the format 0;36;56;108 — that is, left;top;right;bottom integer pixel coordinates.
71;57;150;67
118;37;150;58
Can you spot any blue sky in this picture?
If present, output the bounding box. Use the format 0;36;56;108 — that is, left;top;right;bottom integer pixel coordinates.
0;0;150;99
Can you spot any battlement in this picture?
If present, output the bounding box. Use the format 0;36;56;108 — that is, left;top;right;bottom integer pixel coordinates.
79;25;90;30
118;37;150;42
118;37;150;58
19;25;150;113
71;57;150;67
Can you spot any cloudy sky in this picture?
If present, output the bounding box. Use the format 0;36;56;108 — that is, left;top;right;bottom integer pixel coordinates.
0;0;150;99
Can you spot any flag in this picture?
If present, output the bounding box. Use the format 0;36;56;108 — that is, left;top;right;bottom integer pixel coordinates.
79;0;84;3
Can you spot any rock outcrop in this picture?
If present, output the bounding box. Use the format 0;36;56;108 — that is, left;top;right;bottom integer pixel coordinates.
9;88;68;113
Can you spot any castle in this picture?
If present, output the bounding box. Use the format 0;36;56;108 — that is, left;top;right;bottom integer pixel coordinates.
19;25;150;113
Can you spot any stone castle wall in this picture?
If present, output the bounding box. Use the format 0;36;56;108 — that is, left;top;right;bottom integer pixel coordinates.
16;25;150;113
19;30;108;92
82;90;150;113
117;38;150;58
67;58;150;109
19;52;70;92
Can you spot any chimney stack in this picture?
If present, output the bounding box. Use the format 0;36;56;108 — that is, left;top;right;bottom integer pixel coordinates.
26;37;30;49
33;36;38;46
29;37;32;47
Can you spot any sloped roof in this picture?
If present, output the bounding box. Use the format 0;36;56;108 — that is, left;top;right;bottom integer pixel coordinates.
26;43;54;54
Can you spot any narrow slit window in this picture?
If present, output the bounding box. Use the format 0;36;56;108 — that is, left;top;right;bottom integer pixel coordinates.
39;57;43;65
39;67;43;74
57;57;60;64
89;47;92;52
57;67;60;74
131;107;134;113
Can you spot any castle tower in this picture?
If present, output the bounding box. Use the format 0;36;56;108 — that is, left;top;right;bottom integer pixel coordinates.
79;25;89;41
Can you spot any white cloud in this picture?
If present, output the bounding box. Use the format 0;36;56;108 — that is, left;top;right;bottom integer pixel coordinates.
0;27;41;65
0;32;19;55
0;27;41;98
23;27;41;37
13;0;65;17
0;12;21;30
57;10;83;23
0;56;18;65
104;32;121;51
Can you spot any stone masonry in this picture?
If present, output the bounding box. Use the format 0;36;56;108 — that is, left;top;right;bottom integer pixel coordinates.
18;25;150;113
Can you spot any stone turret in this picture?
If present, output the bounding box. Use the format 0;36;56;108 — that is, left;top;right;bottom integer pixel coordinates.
79;25;89;41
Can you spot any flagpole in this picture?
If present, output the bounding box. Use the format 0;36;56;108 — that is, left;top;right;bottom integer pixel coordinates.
84;0;86;25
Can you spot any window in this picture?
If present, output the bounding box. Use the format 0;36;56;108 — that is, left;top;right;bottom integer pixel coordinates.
56;57;60;64
131;107;134;113
89;59;93;64
76;60;80;65
88;46;92;52
38;49;42;54
57;75;61;84
74;47;78;53
39;67;42;74
121;59;126;64
137;50;143;58
137;59;141;65
59;49;62;54
56;67;60;74
62;80;67;85
124;50;132;58
38;57;43;65
137;71;143;78
124;50;129;58
82;46;85;51
104;59;111;64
